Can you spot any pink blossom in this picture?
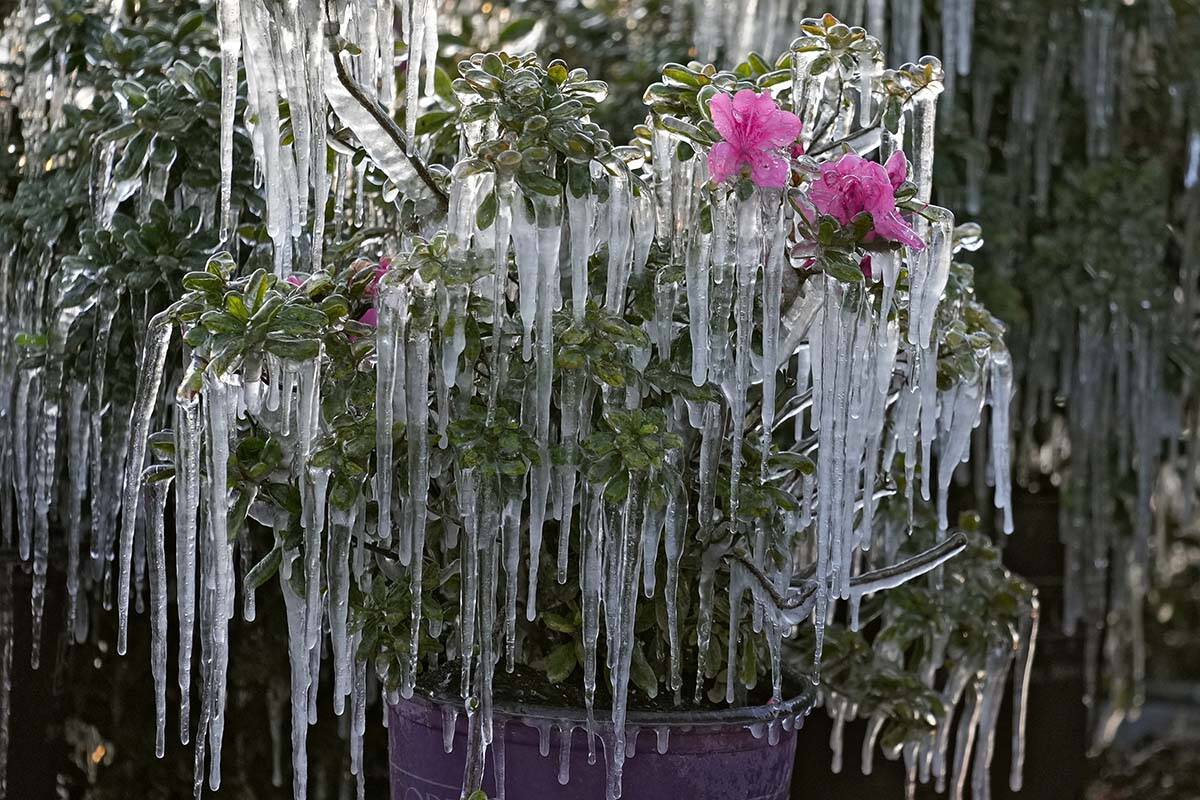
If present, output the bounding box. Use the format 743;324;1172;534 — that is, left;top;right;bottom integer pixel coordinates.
286;274;304;287
358;258;392;328
707;89;802;189
364;257;391;299
807;151;924;250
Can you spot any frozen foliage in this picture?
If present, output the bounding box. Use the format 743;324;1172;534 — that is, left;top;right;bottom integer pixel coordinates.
0;3;1049;800
110;16;1030;799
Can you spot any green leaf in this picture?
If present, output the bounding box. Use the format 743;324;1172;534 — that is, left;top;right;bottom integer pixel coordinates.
541;612;578;634
662;63;704;88
174;10;205;41
475;189;497;230
545;642;577;683
244;544;283;591
183;271;225;295
821;253;866;284
631;643;659;698
517;171;562;197
497;18;537;43
264;337;321;360
114;130;155;182
200;310;246;334
141;463;176;484
415;110;454;136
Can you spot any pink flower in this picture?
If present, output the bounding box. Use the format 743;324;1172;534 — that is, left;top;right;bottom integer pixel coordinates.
364;257;391;299
808;152;923;250
708;89;802;189
358;258;392;328
286;274;304;287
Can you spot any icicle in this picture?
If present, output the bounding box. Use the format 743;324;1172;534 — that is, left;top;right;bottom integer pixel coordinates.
607;478;647;799
910;60;943;205
2;355;27;560
329;504;357;716
1010;597;1040;791
511;190;539;361
989;347;1015;534
728;196;760;525
936;380;984;531
970;646;1014;800
908;206;954;349
725;562;746;704
526;195;562;621
117;317;173;656
216;0;242;238
280;551;310;800
145;475;172;758
581;489;603;715
375;286;401;546
503;493;523;673
829;697;848;773
442;706;459;753
566;185;595;321
760;194;785;433
404;0;430;149
175;396;202;744
557;724;573;785
403;276;435;690
685;214;712;386
604;172;634;314
950;680;982;800
65;382;89;635
663;482;686;692
350;654;367;800
202;375;236;791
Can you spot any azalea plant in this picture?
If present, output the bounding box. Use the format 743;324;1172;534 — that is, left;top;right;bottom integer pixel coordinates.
101;11;1039;799
0;3;1042;800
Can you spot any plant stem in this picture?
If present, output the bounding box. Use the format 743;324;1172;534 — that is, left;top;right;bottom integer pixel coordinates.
326;32;449;210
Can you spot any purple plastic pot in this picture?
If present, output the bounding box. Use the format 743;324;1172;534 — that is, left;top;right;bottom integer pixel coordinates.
388;689;814;800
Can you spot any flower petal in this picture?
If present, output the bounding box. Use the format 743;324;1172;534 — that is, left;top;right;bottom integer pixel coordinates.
749;151;790;189
885;151;909;190
859;255;873;280
708;140;744;184
874;211;924;249
760;109;802;149
709;93;737;142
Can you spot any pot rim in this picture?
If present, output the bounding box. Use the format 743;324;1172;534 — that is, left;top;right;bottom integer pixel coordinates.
417;683;818;729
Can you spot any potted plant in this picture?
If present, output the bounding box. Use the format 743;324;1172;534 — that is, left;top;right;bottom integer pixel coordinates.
0;3;1041;796
103;9;1044;798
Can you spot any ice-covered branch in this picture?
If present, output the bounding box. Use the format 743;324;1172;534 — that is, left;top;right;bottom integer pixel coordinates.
732;532;969;626
325;34;448;209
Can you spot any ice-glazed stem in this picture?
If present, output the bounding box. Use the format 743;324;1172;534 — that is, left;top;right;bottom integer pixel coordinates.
325;28;448;209
845;532;968;598
732;532;969;625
